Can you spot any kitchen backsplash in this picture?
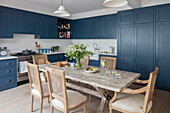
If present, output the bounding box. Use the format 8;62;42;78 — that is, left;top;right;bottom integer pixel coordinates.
72;39;117;54
0;34;117;55
0;34;72;54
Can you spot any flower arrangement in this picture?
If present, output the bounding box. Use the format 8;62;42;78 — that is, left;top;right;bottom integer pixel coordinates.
65;43;93;69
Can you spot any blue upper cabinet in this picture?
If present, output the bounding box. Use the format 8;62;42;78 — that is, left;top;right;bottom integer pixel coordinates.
72;18;93;39
156;4;170;22
0;7;13;38
118;11;135;25
104;14;117;38
135;8;154;23
92;16;105;38
36;15;58;39
14;10;38;34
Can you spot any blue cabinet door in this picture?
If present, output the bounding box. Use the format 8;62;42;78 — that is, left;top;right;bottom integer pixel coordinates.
14;10;38;34
118;11;135;25
36;16;58;39
48;17;58;38
156;5;170;22
0;7;13;38
135;23;154;80
104;14;117;38
118;25;135;72
92;16;105;38
156;22;170;88
72;19;93;39
89;60;99;67
135;8;154;23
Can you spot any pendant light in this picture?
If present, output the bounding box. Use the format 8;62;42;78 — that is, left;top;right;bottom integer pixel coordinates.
103;0;128;7
53;0;70;17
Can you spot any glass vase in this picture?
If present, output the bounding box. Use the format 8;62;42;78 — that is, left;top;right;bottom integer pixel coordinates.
75;59;82;69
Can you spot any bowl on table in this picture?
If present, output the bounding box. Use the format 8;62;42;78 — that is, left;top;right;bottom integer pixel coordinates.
83;67;98;74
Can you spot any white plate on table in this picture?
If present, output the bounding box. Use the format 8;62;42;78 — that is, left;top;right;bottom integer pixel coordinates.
83;68;98;74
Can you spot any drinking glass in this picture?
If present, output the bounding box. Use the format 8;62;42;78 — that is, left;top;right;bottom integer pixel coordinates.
115;72;121;79
100;60;106;75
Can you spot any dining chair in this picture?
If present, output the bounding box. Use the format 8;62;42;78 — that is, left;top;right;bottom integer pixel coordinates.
27;63;50;113
109;67;159;113
46;67;87;113
32;54;51;82
100;57;117;70
80;55;90;66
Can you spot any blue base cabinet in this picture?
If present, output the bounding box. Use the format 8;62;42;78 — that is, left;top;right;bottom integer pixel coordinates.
89;60;99;67
0;58;17;92
47;54;65;63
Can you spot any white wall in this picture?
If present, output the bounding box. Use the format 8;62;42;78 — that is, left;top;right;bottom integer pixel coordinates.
142;0;170;7
0;34;72;54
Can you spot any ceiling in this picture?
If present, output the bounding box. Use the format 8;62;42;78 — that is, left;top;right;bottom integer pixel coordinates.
0;0;170;19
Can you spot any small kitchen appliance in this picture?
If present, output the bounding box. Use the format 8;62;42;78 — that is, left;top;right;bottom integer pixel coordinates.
109;46;115;54
0;47;7;56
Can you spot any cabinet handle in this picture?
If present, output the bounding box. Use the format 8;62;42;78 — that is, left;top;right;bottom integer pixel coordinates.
7;70;11;73
7;62;11;65
7;80;11;82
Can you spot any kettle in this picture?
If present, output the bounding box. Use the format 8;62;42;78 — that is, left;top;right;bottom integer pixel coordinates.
109;46;115;54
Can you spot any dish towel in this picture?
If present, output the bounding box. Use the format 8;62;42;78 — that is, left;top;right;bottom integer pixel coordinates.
19;61;28;74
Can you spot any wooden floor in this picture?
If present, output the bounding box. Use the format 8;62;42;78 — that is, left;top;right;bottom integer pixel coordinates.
0;83;170;113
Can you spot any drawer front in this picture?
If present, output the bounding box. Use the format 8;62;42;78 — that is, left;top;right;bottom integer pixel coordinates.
0;59;17;69
0;76;17;87
0;67;17;77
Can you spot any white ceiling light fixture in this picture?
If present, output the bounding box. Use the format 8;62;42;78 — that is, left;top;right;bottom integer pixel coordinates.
103;0;128;7
53;0;70;17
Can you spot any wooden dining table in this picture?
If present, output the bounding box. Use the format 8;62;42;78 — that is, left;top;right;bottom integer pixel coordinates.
39;63;141;113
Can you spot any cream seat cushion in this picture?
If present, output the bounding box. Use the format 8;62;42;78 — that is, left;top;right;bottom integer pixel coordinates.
40;73;45;82
112;93;152;113
31;83;49;97
51;90;87;109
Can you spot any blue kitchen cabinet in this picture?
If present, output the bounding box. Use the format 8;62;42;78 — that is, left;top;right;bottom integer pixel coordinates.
156;4;170;22
48;54;65;63
89;60;99;67
118;11;135;25
104;14;117;38
72;18;93;39
14;10;38;34
0;58;17;92
36;15;58;39
135;23;155;80
92;16;105;38
0;7;13;38
135;8;154;23
118;24;136;72
156;21;170;89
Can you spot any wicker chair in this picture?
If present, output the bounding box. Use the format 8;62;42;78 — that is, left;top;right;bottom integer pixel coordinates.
100;57;117;70
27;63;50;113
46;67;87;113
109;67;159;113
32;54;50;82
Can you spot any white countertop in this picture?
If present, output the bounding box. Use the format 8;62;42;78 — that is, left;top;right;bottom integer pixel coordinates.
0;56;18;60
99;53;117;56
42;51;65;55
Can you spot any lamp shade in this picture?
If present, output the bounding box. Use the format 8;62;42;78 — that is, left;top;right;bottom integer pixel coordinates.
53;5;70;17
103;0;128;7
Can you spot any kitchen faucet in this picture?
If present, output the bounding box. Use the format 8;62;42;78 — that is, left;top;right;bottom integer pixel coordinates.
93;43;99;52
